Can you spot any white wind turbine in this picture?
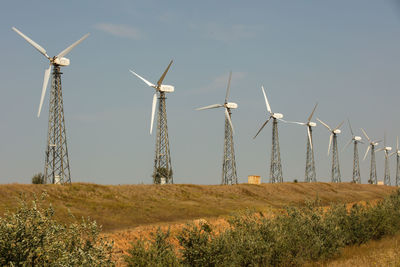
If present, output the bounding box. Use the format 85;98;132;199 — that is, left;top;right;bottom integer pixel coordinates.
317;118;344;183
342;119;363;183
376;133;393;185
286;103;318;182
254;86;286;183
196;71;238;185
129;60;174;134
361;128;380;184
129;60;175;184
12;27;89;184
12;27;89;117
389;137;400;186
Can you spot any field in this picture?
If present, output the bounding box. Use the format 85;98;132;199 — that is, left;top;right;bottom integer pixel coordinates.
0;182;397;265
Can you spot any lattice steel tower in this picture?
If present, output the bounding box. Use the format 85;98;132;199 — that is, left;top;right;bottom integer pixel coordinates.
318;119;343;183
352;141;361;183
270;119;283;183
287;103;318;182
44;66;71;184
331;134;341;183
130;60;175;184
395;137;400;186
383;151;391;185
254;86;285;183
361;128;379;184
379;134;392;186
12;27;89;185
197;72;238;185
153;92;173;184
305;128;316;182
343;120;362;183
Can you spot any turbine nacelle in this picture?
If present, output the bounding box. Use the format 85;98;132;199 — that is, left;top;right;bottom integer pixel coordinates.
385;147;392;151
225;102;238;109
159;85;174;93
354;136;362;141
52;57;70;66
333;129;341;134
308;121;317;127
272;113;283;119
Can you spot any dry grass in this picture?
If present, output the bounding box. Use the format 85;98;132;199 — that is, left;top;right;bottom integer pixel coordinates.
0;182;395;232
307;233;400;267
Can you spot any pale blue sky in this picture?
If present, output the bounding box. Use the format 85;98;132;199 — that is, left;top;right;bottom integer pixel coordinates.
1;1;400;184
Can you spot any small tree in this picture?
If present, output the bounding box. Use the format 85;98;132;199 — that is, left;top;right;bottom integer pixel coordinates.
32;173;45;184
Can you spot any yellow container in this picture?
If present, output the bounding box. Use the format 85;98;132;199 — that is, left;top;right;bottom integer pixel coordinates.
248;175;261;184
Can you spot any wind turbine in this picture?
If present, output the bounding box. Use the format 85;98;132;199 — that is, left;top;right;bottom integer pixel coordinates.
129;60;174;184
12;27;89;184
342;119;363;183
317;118;344;183
196;72;238;185
376;133;392;185
254;86;286;183
286;103;318;182
361;128;380;184
389;137;400;186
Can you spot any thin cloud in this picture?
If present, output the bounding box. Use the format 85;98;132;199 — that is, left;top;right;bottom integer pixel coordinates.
192;72;247;95
190;23;258;42
94;23;143;39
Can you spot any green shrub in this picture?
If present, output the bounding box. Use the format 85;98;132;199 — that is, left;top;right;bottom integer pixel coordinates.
0;194;114;266
32;173;45;184
125;227;179;267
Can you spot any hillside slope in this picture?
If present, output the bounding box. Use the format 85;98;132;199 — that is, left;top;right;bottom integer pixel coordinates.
0;182;396;232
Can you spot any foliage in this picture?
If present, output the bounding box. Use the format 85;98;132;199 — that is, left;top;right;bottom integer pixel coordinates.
124;227;179;267
125;190;400;267
32;173;45;184
0;194;114;266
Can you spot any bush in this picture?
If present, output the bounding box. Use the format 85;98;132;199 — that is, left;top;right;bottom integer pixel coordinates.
32;173;45;184
125;228;179;267
0;194;114;266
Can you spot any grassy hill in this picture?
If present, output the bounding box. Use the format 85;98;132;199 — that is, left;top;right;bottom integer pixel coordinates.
0;182;396;232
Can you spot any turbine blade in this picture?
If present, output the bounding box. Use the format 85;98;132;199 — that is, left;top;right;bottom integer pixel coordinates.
157;60;173;87
347;118;354;136
317;118;332;132
225;71;232;103
129;70;155;87
328;134;333;156
363;145;370;161
150;93;157;135
341;139;352;153
389;151;396;157
307;102;318;122
254;117;271;139
285;120;306;125
375;148;384;152
397;136;399;151
307;126;313;151
361;128;370;142
334;120;344;131
196;104;223;111
224;108;234;134
12;27;50;59
37;65;52;117
261;86;272;114
384;132;387;147
57;33;90;58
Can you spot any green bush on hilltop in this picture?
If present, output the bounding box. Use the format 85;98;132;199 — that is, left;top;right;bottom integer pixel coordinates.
0;194;114;266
